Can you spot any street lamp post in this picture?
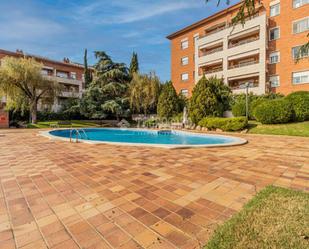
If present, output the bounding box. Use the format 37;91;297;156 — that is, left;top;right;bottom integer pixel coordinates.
245;82;249;119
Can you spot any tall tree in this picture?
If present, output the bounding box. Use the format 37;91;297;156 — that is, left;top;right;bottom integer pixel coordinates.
129;72;161;114
84;49;92;87
129;52;139;76
189;76;231;124
0;57;60;124
157;81;180;118
79;51;130;120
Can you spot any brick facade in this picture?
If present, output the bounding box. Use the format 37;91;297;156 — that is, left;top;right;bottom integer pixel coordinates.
0;49;90;113
167;0;309;96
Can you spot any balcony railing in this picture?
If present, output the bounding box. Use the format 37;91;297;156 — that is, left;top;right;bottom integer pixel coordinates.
228;60;259;69
59;91;81;98
229;81;259;90
200;47;223;57
228;36;259;48
44;75;82;85
203;67;223;74
199;12;260;39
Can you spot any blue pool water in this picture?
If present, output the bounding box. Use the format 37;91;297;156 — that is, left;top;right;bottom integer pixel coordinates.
49;128;245;147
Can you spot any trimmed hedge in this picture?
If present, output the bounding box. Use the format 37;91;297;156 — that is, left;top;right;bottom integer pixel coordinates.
286;91;309;122
198;117;248;131
37;111;85;121
231;93;283;120
253;99;293;124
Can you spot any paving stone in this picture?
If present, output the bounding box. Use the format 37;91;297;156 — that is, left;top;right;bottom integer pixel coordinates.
0;129;308;248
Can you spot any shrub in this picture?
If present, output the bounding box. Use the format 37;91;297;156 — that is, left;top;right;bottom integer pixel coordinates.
286;91;309;122
232;93;283;120
253;99;293;124
157;81;180;118
231;98;247;117
198;117;248;131
189;76;231;124
144;118;157;128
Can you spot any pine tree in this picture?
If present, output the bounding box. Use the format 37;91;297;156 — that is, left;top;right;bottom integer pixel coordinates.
157;81;180;118
129;52;139;76
84;49;92;88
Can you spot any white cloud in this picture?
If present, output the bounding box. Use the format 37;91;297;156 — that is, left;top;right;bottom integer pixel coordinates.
0;9;65;41
73;0;201;25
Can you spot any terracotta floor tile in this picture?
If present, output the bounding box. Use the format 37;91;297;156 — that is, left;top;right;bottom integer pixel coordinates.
85;240;111;249
0;129;308;248
1;239;16;249
97;222;118;236
45;229;71;247
15;229;42;248
152;208;171;219
105;227;131;247
133;229;160;248
51;239;79;249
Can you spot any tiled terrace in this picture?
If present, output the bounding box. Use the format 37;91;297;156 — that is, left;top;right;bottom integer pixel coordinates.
0;129;308;249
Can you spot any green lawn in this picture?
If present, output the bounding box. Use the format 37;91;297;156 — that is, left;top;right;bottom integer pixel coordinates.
205;186;309;249
248;121;309;137
27;120;101;128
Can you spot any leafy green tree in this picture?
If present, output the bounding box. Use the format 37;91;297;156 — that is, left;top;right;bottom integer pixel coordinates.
0;57;60;124
84;49;92;87
129;72;161;114
79;51;130;120
157;81;180;118
189;76;231;124
129;52;139;77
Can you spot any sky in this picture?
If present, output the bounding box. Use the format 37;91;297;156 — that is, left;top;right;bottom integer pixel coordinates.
0;0;240;82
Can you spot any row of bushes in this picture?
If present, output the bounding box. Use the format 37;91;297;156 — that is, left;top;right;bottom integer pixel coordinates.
233;91;309;124
231;93;283;120
198;117;248;131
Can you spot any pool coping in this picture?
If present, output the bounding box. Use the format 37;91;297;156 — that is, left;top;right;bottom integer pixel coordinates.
39;128;248;149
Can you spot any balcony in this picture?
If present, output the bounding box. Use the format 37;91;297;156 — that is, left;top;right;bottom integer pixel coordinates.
59;91;81;98
228;59;259;69
200;13;260;39
200;46;223;57
228;36;259;48
44;75;82;85
199;62;223;77
228;76;259;90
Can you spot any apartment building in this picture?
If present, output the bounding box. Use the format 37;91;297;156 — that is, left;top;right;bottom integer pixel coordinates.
167;0;309;96
0;49;89;112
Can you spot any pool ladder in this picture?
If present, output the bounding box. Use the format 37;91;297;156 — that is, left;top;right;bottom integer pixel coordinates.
70;129;88;143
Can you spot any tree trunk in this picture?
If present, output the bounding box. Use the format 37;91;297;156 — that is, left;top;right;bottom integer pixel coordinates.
30;100;38;124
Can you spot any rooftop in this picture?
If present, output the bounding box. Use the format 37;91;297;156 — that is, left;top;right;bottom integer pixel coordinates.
0;49;88;69
166;1;257;40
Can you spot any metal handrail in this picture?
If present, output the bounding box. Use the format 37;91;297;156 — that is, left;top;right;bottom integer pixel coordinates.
228;60;259;69
70;129;88;143
228;37;259;48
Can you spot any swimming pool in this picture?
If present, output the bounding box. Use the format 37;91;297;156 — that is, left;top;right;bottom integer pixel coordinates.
42;128;247;148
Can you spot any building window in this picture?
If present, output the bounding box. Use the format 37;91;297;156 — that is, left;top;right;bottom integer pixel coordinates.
292;71;309;84
270;3;280;17
56;71;68;78
181;39;189;50
181;57;189;65
293;0;308;8
293;17;309;34
41;69;49;76
70;72;77;79
269;27;280;40
181;73;189;81
180;89;189;96
270;75;280;87
292;45;309;59
269;51;280;64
